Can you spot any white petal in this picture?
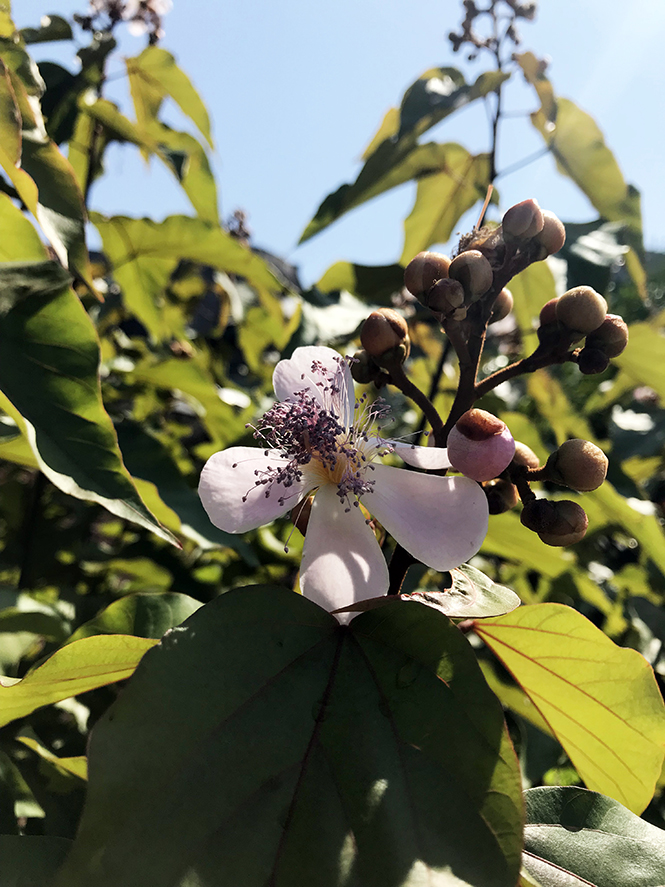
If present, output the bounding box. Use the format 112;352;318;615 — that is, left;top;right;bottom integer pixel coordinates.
366;464;489;571
272;345;354;426
199;447;314;533
300;485;389;613
390;441;452;470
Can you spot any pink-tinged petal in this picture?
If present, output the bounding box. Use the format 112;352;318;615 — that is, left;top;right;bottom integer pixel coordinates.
199;447;314;534
300;485;389;613
272;346;354;426
390;441;452;470
366;464;489;571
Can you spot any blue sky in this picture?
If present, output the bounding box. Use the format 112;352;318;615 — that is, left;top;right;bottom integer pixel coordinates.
17;0;665;286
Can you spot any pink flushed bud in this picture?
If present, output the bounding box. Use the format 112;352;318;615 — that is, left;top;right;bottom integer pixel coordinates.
447;409;516;482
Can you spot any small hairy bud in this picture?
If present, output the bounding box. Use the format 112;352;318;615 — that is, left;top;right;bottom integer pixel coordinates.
512;441;540;470
483;478;519;514
556;286;608;334
533;210;566;258
489;287;513;323
427;277;466;313
448;250;493;301
546;439;608;492
520;498;588;546
585;314;629;358
360;309;409;358
448;408;516;482
502;198;544;242
404;251;451;296
578;347;610;375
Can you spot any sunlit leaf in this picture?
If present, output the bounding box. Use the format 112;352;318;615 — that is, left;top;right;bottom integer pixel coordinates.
0;261;179;545
475;603;665;812
57;589;523;887
401;148;491;263
522;786;665;886
317;261;404;305
17;735;88;780
67;591;201;643
0;634;157;729
506;261;558;356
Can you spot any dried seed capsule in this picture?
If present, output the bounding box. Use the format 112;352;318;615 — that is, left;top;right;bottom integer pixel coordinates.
520;498;588;545
448;408;515;482
585;314;629;358
360;309;409;358
556;286;607;334
578;347;610;375
483;478;519;514
489;287;513;323
403;251;451;297
448;250;493;301
427;277;466;313
546;439;608;492
512;441;540;470
533;210;566;258
502;198;544;242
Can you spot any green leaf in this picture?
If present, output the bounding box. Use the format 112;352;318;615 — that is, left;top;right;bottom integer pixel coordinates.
17;735;87;781
0;192;47;261
522;786;665;886
300;69;509;243
400;148;491;263
0;634;157;728
475;603;665;812
67;592;201;643
614;322;665;401
0;835;72;886
316;261;405;305
56;589;523;887
0;63;92;286
20;14;73;44
0;260;179;545
126;46;213;148
92;214;285;341
505;261;558;356
152;124;218;223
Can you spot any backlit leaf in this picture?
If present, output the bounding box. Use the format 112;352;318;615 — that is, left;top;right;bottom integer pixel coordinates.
475;603;665;812
67;591;201;643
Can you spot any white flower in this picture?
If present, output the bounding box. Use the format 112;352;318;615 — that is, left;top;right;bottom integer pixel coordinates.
199;346;489;614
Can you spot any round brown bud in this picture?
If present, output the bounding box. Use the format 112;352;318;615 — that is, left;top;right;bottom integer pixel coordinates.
578;347;610;375
533;210;566;258
512;441;540;470
448;250;493;301
483;478;519;514
539;297;559;327
350;349;377;385
489;288;513;323
360;309;409;358
448;409;516;482
546;439;608;492
556;286;608;334
585;314;629;358
427;277;465;313
502;199;545;242
404;251;451;296
520;498;588;545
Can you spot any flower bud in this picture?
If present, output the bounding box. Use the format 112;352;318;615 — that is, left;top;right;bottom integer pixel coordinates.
512;441;540;470
520;498;588;545
483;478;519;514
539;297;559;327
545;439;608;492
350;349;377;385
489;287;513;323
578;347;610;375
360;309;409;358
533;210;566;258
403;251;451;297
502;199;544;242
448;409;516;482
448;250;493;301
556;286;607;334
585;314;629;358
427;277;465;313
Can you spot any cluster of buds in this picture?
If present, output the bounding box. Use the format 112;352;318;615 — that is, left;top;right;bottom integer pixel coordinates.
351;308;411;385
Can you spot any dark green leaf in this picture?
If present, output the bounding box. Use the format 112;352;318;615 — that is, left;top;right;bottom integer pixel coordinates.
0;260;178;545
57;589;523;887
317;261;405;305
37;62;84;144
20;14;73;44
67;592;201;643
0;835;72;887
522;786;665;886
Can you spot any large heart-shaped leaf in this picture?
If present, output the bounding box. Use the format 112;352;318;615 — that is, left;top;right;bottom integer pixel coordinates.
0;835;72;887
475;603;665;812
57;588;523;887
522;786;665;886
